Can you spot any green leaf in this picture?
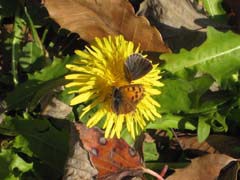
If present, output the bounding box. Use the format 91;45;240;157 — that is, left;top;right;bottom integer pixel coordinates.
12;7;26;85
23;6;44;52
13;118;69;173
211;112;228;132
0;116;17;136
5;79;44;110
18;6;45;73
28;56;72;81
197;116;211;142
227;108;240;131
28;78;66;111
1;115;69;178
190;91;231;114
203;0;225;16
161;27;240;85
143;142;159;161
19;42;44;71
5;56;72;111
156;79;192;113
189;75;214;107
121;128;135;146
146;114;196;131
0;148;33;180
13;136;33;157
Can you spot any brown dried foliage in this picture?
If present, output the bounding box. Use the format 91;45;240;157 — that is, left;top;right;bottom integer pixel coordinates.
44;0;170;53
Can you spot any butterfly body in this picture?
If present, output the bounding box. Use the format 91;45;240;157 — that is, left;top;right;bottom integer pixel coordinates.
112;84;144;114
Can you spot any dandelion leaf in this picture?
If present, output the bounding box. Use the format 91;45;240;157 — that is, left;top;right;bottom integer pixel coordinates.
161;27;240;85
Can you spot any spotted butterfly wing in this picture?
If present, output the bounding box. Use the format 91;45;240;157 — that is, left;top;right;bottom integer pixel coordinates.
112;84;144;115
124;54;153;82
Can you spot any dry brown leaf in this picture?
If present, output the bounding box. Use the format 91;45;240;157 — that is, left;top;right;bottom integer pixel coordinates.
74;123;165;180
63;123;98;180
41;97;72;119
167;154;235;180
75;123;144;179
178;135;240;158
137;0;222;51
218;160;240;180
44;0;170;53
138;0;207;30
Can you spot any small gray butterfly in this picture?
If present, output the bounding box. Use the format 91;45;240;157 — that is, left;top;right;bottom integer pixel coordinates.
124;53;153;82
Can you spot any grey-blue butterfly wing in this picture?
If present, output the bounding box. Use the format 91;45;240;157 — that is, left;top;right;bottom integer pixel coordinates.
124;54;153;82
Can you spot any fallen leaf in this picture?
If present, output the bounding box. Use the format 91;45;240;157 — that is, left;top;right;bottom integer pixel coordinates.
41;97;72;119
178;135;240;158
218;160;240;180
44;0;170;53
75;123;165;180
75;123;144;179
138;0;206;30
167;154;235;180
137;0;222;51
63;123;98;180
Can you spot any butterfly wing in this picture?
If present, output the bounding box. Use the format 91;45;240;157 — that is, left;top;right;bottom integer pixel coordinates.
124;54;153;82
115;99;136;115
112;85;144;114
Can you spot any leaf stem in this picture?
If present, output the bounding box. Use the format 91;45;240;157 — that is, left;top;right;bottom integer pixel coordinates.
23;6;43;52
142;167;165;180
12;6;22;86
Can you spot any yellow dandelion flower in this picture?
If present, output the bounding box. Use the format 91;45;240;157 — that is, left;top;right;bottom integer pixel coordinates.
65;35;163;139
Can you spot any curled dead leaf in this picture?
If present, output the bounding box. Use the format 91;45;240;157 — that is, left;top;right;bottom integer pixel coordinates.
74;123;165;180
41;97;72;119
178;135;240;158
218;160;240;180
167;154;235;180
63;123;98;180
137;0;222;51
44;0;170;53
75;123;144;179
138;0;207;30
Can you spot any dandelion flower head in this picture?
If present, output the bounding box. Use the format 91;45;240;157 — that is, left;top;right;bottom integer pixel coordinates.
65;35;163;139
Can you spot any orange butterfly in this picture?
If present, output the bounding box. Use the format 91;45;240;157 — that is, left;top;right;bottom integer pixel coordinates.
112;54;152;114
112;84;144;114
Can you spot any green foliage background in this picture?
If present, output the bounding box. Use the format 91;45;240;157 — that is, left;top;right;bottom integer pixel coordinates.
0;0;240;179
